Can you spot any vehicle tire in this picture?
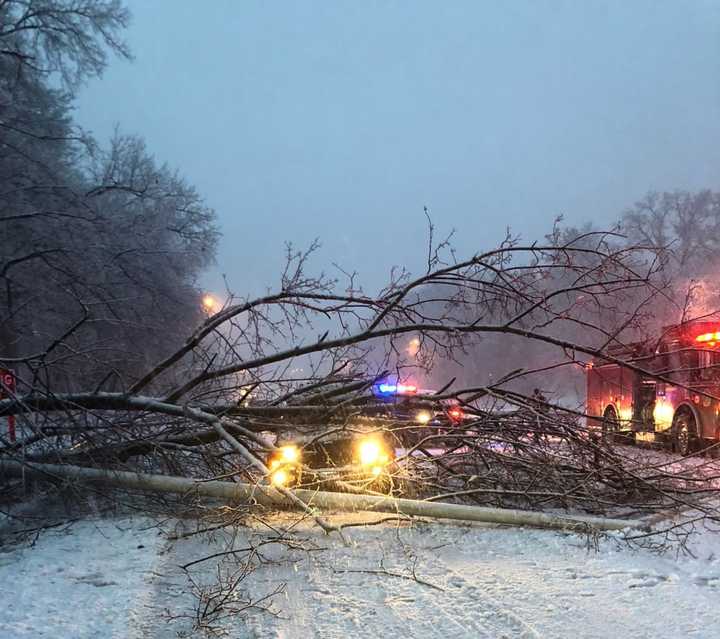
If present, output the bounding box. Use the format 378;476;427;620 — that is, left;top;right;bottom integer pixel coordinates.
672;411;697;457
602;406;619;443
708;432;720;459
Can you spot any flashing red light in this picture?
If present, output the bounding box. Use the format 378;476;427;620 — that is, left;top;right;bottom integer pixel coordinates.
396;384;417;394
447;407;464;422
695;331;720;346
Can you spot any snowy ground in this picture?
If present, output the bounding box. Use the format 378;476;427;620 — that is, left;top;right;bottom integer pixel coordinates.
0;516;165;638
2;508;720;638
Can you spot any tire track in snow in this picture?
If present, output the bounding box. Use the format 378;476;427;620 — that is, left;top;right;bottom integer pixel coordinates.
239;527;540;638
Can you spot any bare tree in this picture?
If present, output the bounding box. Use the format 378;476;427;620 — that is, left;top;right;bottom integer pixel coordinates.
621;190;720;322
0;0;131;90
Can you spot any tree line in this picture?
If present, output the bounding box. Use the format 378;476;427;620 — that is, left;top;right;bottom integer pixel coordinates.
0;0;219;392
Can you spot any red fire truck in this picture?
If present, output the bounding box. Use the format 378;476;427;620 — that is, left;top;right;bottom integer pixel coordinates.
586;320;720;455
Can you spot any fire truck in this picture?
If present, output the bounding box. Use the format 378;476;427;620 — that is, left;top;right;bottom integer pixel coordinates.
586;320;720;454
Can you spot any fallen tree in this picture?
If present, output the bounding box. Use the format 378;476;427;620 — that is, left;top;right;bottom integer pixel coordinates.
0;459;649;532
3;231;719;542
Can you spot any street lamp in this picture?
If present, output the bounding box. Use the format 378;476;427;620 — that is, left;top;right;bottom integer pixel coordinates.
407;337;421;357
202;294;219;314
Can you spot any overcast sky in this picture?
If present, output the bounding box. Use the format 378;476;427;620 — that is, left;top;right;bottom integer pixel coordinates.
75;0;720;298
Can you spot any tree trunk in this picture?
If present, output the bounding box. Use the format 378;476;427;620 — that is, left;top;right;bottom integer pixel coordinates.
1;460;649;532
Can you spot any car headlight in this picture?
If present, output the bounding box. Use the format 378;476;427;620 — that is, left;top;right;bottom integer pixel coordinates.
279;445;299;462
269;444;300;467
267;444;301;487
271;469;289;487
357;437;390;467
415;410;432;424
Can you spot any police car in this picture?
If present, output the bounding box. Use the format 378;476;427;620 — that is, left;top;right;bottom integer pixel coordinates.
266;381;469;490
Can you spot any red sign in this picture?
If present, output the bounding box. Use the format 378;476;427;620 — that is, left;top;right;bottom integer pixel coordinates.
0;369;15;443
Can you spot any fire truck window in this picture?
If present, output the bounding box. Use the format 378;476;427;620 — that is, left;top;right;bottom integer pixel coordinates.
700;350;720;379
700;351;711;368
682;350;699;380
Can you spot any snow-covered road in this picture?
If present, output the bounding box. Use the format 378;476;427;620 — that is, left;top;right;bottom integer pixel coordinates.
214;514;720;639
1;512;720;638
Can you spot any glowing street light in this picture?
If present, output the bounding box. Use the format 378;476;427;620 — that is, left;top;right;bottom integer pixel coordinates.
407;337;421;357
202;294;219;314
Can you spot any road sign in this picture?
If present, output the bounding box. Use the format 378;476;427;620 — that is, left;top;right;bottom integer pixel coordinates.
0;369;16;442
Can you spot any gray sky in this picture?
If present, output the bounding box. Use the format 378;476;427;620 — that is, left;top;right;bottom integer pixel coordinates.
75;0;720;298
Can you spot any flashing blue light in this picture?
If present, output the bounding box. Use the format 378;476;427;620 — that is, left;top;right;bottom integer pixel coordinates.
376;383;397;395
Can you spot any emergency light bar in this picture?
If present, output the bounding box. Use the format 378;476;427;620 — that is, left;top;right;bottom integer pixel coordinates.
373;382;418;396
695;331;720;345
